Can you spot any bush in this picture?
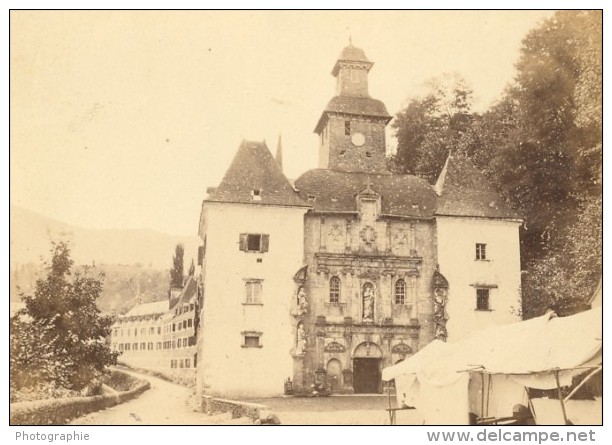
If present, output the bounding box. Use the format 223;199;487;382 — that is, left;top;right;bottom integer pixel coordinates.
11;241;119;392
103;372;140;392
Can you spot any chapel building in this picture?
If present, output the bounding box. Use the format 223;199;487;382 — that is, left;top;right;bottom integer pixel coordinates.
196;43;522;398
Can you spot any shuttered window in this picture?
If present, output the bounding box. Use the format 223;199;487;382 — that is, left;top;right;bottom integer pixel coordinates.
239;233;270;252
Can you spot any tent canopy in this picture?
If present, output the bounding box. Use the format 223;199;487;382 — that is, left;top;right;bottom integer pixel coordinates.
383;307;602;382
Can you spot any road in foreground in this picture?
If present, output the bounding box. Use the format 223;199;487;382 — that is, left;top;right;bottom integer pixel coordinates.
70;370;223;425
71;369;420;425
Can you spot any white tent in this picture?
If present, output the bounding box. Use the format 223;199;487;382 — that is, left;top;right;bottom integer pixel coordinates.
382;307;602;425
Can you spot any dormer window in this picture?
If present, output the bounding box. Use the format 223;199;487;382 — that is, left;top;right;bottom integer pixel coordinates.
251;189;262;201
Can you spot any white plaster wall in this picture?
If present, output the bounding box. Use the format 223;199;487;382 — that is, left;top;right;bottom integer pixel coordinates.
199;203;307;397
436;217;522;342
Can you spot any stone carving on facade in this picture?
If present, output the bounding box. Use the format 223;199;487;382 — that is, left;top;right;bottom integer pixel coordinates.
329;224;343;242
297;287;309;315
360;225;377;245
392;342;413;356
362;283;375;322
431;266;450;341
324;341;346;353
296;323;307;355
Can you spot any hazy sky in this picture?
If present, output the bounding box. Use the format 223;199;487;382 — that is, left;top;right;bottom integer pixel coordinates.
10;10;553;235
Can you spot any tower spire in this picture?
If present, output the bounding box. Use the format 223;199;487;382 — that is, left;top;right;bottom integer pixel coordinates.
275;133;283;171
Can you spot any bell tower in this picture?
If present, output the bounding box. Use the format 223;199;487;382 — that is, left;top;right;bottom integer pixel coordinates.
314;42;392;174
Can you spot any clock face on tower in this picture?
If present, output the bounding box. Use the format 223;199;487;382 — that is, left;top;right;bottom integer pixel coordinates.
351;132;366;147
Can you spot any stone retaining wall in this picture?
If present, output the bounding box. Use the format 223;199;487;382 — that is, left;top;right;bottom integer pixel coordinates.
201;395;269;420
10;372;150;425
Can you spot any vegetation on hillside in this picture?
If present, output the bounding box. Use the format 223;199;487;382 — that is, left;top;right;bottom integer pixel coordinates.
391;11;602;317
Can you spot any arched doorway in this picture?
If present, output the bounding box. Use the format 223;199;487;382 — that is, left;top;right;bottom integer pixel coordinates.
326;359;343;391
352;342;383;394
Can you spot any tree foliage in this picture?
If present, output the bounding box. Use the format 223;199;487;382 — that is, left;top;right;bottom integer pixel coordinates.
391;74;474;182
391;11;602;317
10;241;119;391
170;243;185;287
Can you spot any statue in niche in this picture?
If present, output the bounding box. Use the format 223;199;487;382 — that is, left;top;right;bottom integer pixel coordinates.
431;266;449;341
297;287;309;315
433;287;449;341
296;323;307;355
362;283;375;321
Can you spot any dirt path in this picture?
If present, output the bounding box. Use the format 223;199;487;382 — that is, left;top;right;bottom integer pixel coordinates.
70;370;224;425
69;369;420;425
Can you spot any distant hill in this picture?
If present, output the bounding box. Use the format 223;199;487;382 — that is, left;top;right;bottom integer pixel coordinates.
11;262;170;313
10;205;200;270
10;205;201;312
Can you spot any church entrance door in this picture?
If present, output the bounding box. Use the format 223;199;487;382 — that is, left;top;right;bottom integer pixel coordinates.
353;358;381;394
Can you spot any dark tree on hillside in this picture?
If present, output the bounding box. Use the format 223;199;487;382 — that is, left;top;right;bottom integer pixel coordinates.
391;74;475;182
493;11;602;317
10;240;119;391
170;243;184;287
390;11;601;318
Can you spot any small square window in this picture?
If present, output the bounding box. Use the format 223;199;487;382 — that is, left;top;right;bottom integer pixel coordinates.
476;243;487;260
242;331;263;348
476;289;490;311
245;336;260;347
252;189;262;201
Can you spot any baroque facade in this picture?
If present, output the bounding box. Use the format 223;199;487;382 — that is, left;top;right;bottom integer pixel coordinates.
196;43;522;397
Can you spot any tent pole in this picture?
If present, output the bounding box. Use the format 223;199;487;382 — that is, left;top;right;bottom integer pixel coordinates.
480;372;485;420
564;366;602;403
525;388;537;423
486;373;492;418
554;370;569;425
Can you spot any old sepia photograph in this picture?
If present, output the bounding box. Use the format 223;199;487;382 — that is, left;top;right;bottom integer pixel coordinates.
9;10;602;428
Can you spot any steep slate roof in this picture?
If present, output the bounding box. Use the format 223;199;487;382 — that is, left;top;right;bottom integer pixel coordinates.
206;140;308;208
178;276;197;305
295;169;437;218
435;155;521;220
